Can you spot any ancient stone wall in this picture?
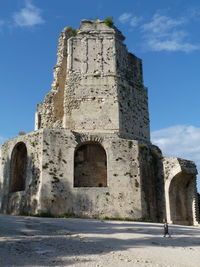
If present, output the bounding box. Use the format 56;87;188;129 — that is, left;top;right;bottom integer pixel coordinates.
0;19;198;225
37;129;143;218
0;131;43;215
35;28;75;129
163;157;199;225
74;143;107;187
198;193;200;221
139;144;165;221
0;129;144;219
36;20;150;143
115;34;149;140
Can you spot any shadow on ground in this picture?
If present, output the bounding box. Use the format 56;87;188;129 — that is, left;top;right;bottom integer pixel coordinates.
0;214;200;266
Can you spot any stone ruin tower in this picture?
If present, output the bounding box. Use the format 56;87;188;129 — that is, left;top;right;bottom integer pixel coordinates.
0;20;199;225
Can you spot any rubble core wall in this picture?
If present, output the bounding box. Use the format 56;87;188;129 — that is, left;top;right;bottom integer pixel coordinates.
139;145;165;222
163;157;199;225
0;20;198;226
36;20;150;143
38;129;144;219
36;28;74;129
0;131;43;215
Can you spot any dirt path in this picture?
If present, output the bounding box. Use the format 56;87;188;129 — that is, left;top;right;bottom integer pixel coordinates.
0;214;199;267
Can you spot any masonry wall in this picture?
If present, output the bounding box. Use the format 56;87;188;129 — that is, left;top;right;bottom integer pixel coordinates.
0;128;169;221
163;157;199;225
0;131;43;215
36;28;72;129
139;145;165;222
37;129;144;219
36;20;150;143
1;19;198;225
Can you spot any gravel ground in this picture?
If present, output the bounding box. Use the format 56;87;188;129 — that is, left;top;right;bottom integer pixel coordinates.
0;214;200;267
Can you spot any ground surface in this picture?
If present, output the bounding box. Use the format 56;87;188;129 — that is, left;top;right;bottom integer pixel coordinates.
0;214;200;267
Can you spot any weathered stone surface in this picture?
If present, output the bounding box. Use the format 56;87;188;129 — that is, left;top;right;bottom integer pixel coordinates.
0;19;199;225
163;157;199;225
35;20;150;142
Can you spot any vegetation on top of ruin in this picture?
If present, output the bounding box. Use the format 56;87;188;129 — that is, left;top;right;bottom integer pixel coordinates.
66;26;77;36
139;143;148;149
18;131;26;135
150;146;163;159
104;17;114;27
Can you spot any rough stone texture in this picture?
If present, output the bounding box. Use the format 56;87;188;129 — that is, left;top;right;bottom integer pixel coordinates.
163;157;199;225
74;143;107;187
139;145;165;222
198;193;200;219
35;20;150;142
0;19;199;225
0;130;143;219
0;131;43;215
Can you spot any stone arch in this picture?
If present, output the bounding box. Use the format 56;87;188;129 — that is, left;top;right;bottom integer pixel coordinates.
168;172;194;225
74;142;107;187
10;142;27;193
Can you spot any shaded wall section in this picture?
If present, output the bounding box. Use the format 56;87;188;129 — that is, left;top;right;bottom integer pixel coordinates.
163;157;199;225
0;131;43;215
139;144;165;222
169;173;194;225
74;142;107;187
10;142;27;193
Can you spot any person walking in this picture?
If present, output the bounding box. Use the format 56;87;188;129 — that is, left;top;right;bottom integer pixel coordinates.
163;219;171;237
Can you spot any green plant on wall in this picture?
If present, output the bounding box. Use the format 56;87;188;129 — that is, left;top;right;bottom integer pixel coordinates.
128;141;133;148
66;26;77;36
18;131;26;135
150;146;163;159
104;17;114;27
139;143;147;149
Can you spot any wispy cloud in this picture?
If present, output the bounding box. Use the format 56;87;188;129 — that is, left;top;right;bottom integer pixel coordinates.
13;0;44;27
186;7;200;20
146;37;199;52
152;125;200;191
142;14;185;36
119;13;132;24
142;13;199;52
130;16;142;27
119;12;142;27
0;20;5;30
118;11;200;52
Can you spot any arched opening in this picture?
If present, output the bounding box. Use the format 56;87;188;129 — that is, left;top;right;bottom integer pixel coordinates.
10;142;27;193
169;173;194;225
74;142;107;187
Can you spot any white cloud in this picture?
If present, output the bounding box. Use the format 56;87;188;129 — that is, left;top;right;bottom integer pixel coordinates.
142;13;200;52
118;12;142;27
147;38;199;52
130;16;142;27
119;11;200;53
119;13;132;24
13;0;44;27
142;14;185;36
152;125;200;191
152;125;200;156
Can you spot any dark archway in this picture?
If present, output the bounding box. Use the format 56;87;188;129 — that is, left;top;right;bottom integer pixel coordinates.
169;173;194;225
10;142;27;193
74;142;107;187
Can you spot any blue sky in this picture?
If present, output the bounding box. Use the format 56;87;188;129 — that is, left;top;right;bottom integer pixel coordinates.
0;0;200;191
